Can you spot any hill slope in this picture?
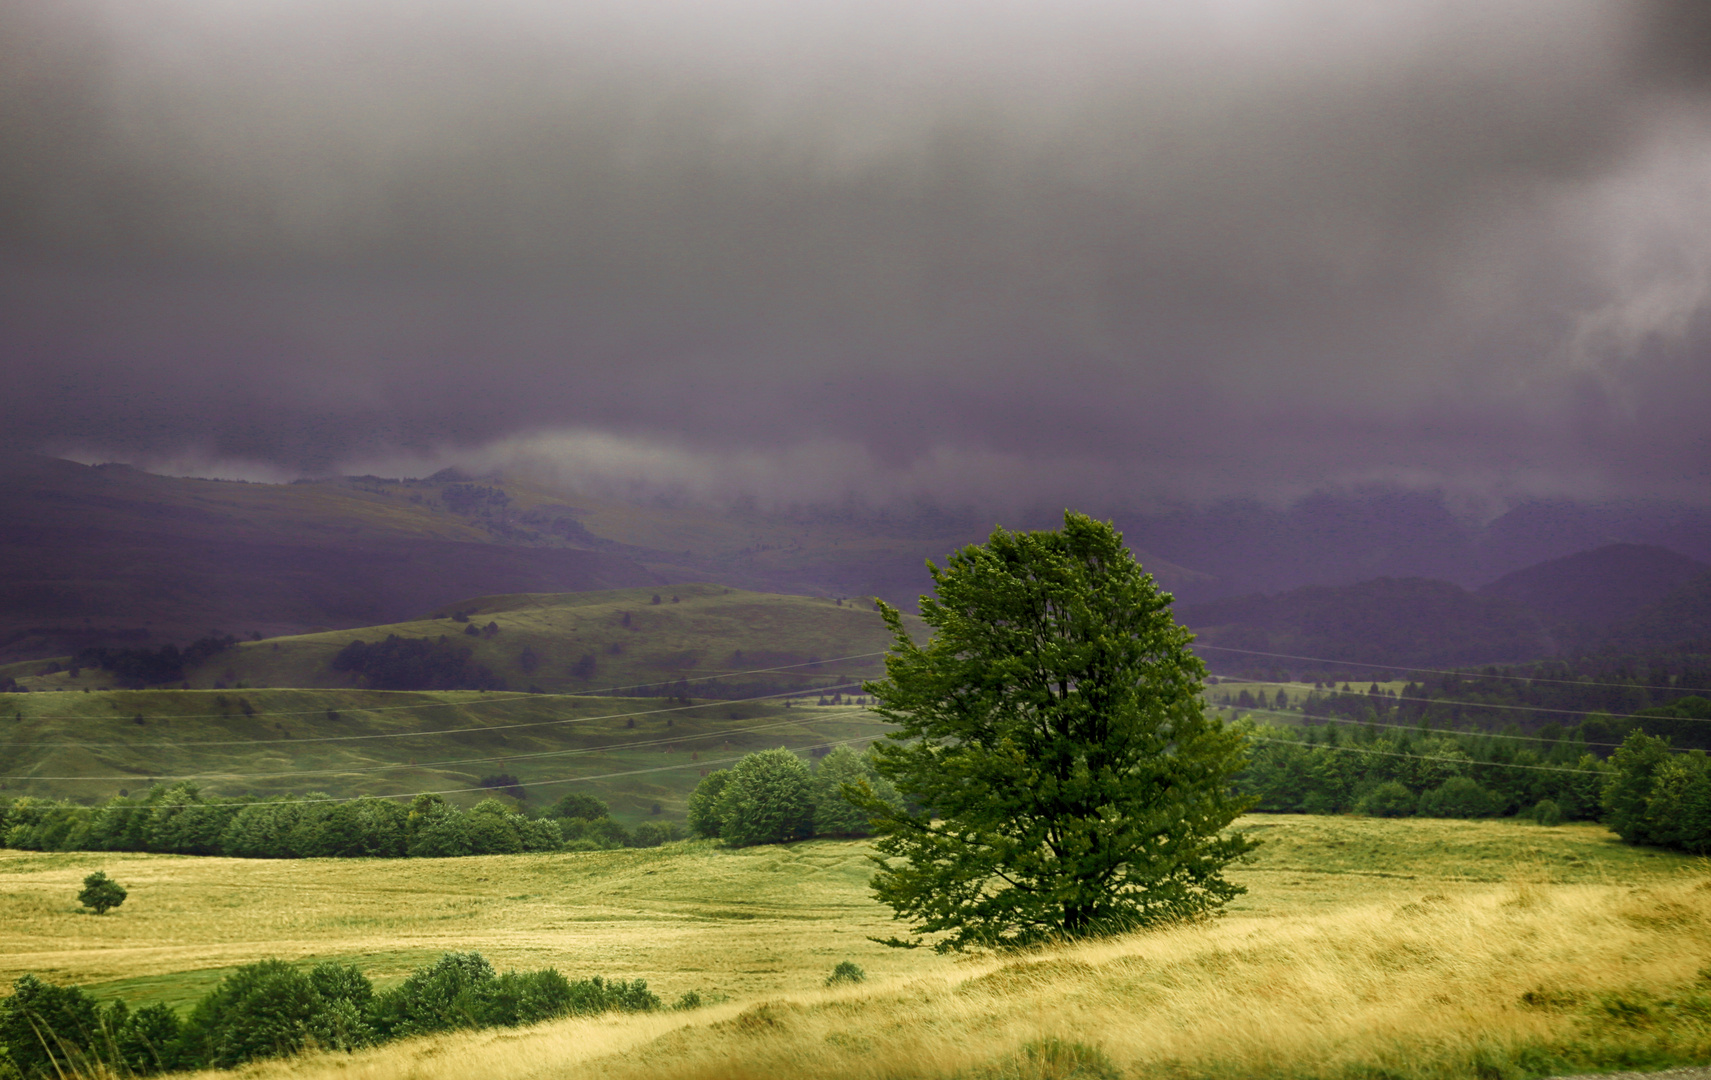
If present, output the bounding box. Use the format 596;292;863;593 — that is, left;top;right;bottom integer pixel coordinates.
1613;570;1711;652
0;454;1206;660
18;584;922;698
0;685;886;820
1477;542;1708;647
1180;576;1553;671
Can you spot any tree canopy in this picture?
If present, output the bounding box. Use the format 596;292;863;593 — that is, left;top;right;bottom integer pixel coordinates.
858;511;1256;952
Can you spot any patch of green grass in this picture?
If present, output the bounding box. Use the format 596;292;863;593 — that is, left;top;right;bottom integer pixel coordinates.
0;684;887;820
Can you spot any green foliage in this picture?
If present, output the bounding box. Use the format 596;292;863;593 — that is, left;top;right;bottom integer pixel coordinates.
111;1002;183;1076
0;950;660;1077
0;974;103;1079
972;1038;1124;1080
1417;776;1506;818
1603;731;1711;854
686;770;731;838
3;782;668;861
812;745;903;837
630;820;683;847
372;951;496;1036
1356;781;1416;818
330;634;501;691
76;870;126;914
1531;798;1565;826
714;747;816;847
826;961;865;986
549;792;610;821
179;959;326;1068
1236;722;1611;823
861;512;1256;952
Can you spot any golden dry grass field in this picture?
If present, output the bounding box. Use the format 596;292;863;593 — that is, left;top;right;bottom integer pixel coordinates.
4;814;1709;1079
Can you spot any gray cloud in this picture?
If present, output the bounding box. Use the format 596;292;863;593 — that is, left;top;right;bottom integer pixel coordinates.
2;0;1708;507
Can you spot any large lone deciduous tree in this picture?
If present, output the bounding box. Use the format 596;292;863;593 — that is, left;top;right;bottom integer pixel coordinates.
857;511;1256;952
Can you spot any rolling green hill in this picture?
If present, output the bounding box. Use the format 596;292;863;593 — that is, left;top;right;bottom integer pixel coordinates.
0;685;886;822
18;584;922;698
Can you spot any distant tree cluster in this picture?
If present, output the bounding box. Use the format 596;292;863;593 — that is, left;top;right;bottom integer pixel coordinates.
0;951;664;1078
72;636;237;688
330;635;502;691
1238;722;1608;820
686;745;903;846
0;785;682;860
1603;730;1711;854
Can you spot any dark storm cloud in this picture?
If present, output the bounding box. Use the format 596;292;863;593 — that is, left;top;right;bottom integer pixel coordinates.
1;0;1708;505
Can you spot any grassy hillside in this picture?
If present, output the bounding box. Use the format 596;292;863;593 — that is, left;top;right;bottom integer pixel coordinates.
16;583;922;697
2;815;1704;1079
0;454;1208;659
0;684;886;821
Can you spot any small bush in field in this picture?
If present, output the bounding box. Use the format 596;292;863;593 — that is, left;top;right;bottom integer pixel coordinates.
826;961;866;986
77;870;127;914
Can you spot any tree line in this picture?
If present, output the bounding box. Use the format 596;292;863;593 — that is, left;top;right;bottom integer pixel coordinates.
1237;718;1711;854
0;786;684;860
0;951;670;1078
1237;720;1607;821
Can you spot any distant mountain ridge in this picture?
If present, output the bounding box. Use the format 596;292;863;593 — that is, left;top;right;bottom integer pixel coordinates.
1180;577;1552;670
1181;543;1711;672
1477;543;1709;649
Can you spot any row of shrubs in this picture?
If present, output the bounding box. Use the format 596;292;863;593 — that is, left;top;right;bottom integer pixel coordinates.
0;787;683;860
687;745;903;845
0;952;669;1079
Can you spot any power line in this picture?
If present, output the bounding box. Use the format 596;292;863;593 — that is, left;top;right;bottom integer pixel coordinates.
1208;681;1642;721
1;709;892;783
0;733;888;811
1227;705;1696;754
1245;734;1606;775
0;680;869;750
1195;643;1711;694
6;650;889;723
1207;677;1711;726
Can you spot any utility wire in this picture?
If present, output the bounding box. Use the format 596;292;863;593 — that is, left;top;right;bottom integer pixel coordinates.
0;680;868;750
0;733;887;810
6;650;889;723
1206;681;1665;721
2;709;892;782
1244;734;1607;775
1225;704;1696;754
1195;643;1711;694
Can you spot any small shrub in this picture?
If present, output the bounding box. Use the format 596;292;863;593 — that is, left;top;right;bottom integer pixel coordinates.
180;959;324;1068
826;961;865;986
1531;798;1564;826
77;871;126;915
994;1038;1123;1080
373;951;497;1037
674;990;704;1010
1417;776;1505;819
1357;781;1415;818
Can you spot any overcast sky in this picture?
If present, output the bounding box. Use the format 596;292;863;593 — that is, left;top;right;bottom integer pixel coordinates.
2;0;1708;511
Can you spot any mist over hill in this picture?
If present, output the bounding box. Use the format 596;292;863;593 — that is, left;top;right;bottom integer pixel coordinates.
4;452;1710;671
1477;543;1709;648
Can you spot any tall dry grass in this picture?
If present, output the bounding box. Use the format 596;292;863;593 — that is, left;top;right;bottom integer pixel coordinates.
202;874;1711;1080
